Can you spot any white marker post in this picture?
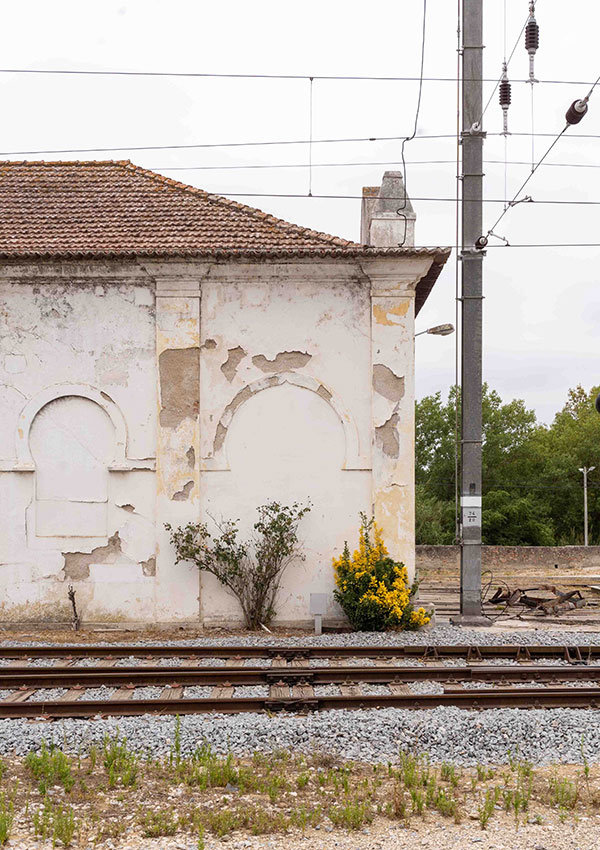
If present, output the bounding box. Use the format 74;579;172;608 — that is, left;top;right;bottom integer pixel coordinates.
309;593;328;636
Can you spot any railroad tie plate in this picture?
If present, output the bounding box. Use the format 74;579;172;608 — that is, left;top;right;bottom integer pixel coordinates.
264;698;319;713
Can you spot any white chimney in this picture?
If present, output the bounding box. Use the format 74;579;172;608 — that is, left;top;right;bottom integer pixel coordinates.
360;171;416;247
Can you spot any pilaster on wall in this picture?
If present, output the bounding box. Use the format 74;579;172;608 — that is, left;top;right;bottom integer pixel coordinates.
155;278;201;621
365;257;434;580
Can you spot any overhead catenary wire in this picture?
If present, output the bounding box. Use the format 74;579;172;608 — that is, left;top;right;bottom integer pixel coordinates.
0;66;597;86
484;69;600;243
150;159;600;172
1;131;599;159
133;192;600;207
1;131;600;159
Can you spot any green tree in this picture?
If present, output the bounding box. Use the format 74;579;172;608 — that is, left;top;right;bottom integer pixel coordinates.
415;384;550;545
533;385;600;544
482;490;554;546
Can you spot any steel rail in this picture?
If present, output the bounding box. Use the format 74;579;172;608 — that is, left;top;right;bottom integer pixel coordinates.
3;663;600;689
3;687;600;719
0;644;599;661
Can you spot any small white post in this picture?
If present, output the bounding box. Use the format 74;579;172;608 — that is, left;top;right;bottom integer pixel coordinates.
309;593;327;636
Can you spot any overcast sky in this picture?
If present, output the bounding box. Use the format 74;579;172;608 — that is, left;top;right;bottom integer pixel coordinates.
2;0;598;424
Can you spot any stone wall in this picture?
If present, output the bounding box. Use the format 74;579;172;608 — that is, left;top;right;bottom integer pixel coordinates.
416;545;600;580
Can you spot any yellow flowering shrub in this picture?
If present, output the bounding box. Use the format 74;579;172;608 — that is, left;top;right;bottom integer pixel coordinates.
333;514;431;632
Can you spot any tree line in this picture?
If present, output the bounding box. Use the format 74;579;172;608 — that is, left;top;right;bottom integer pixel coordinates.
415;384;600;546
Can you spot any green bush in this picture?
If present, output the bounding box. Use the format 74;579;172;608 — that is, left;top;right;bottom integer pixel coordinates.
333;515;430;631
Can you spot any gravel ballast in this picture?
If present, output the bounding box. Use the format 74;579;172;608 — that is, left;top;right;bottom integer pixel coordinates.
4;626;600;769
2;706;600;766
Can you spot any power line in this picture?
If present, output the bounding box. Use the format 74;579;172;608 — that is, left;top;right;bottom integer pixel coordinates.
132;191;600;207
0;66;598;86
484;68;600;241
151;158;600;172
0;130;598;158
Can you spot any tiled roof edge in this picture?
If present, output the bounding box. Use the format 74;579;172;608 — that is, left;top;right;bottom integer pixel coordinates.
118;161;359;248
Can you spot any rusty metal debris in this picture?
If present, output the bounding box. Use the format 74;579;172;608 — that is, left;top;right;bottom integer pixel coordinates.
487;583;586;616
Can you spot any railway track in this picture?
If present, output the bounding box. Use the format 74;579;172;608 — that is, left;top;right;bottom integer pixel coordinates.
2;644;600;717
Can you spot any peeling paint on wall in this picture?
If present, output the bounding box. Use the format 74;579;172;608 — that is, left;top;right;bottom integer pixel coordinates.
220;346;246;382
172;480;194;501
118;504;135;514
158;347;200;427
252;351;311;373
62;532;122;581
213;423;227;454
201;338;217;350
372;364;405;402
186;446;196;468
375;412;400;458
316;384;332;402
372;302;409;326
140;555;156;576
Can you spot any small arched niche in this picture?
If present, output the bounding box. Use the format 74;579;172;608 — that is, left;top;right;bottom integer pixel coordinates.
29;396;116;538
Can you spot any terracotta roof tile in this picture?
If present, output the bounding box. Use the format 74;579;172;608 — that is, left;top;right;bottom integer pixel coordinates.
0;160;450;312
0;159;362;257
0;160;450;261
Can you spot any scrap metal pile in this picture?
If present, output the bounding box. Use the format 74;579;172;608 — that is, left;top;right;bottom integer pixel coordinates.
486;583;587;616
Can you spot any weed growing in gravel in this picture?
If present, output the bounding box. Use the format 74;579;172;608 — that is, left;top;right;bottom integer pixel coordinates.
25;743;75;795
32;797;77;847
502;750;533;827
328;799;374;830
478;786;501;829
296;772;310;789
440;762;460;787
548;775;579;811
385;784;408;820
0;794;13;845
103;733;139;788
170;715;182;767
476;764;495;782
432;786;462;822
87;745;97;774
141;807;179;837
289;804;323;831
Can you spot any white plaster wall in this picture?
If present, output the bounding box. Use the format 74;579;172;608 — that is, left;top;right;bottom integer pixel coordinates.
0;275;159;622
0;256;428;627
199;268;373;625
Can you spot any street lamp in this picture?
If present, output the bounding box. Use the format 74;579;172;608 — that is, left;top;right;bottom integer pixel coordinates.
414;323;455;338
579;466;595;546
